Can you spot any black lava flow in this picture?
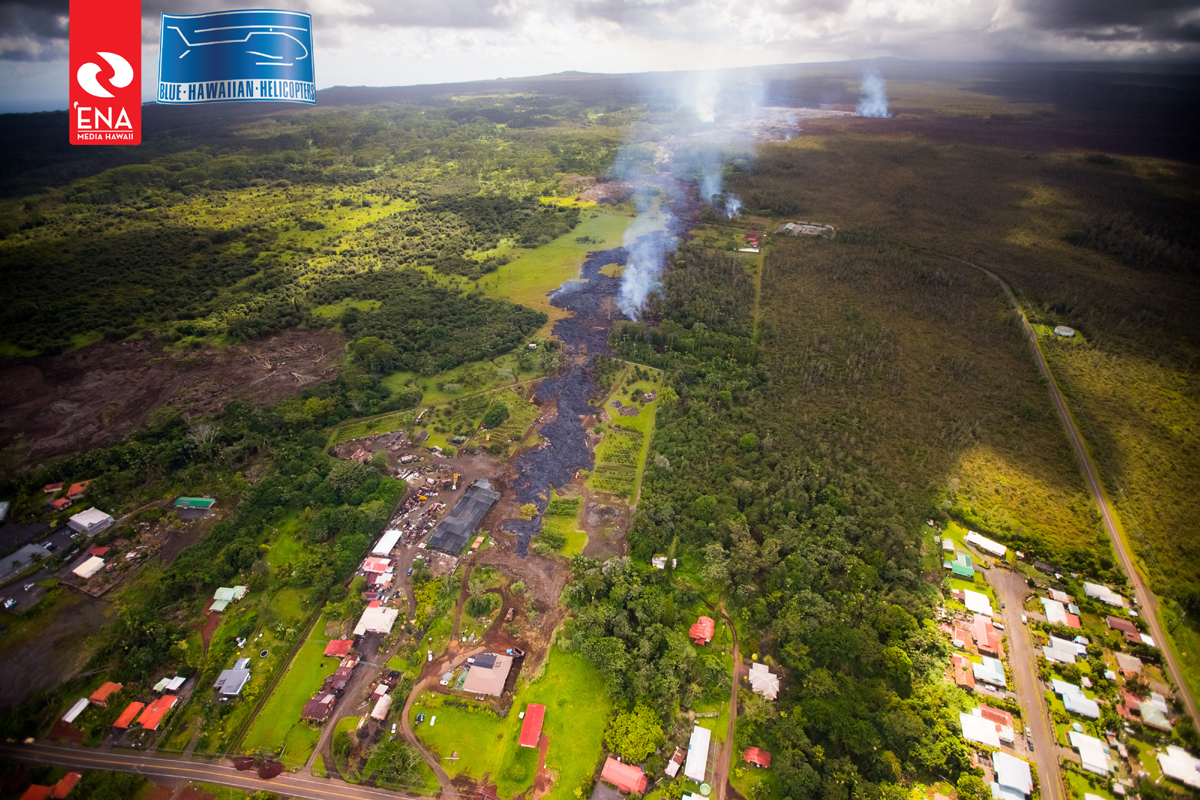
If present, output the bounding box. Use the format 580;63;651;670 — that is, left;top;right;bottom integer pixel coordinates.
502;244;630;555
503;180;702;556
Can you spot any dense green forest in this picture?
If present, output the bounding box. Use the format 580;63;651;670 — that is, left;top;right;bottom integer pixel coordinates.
0;103;614;353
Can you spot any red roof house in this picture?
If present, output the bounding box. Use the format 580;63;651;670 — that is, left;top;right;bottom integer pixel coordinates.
88;546;111;557
362;556;392;573
1107;616;1141;645
744;747;772;768
519;703;546;748
951;653;975;690
50;498;72;512
51;773;81;798
136;695;178;730
113;701;145;728
978;704;1014;729
324;639;353;658
89;681;122;706
19;786;53;800
66;480;92;500
689;616;715;646
43;483;63;494
601;757;649;794
972;615;1001;657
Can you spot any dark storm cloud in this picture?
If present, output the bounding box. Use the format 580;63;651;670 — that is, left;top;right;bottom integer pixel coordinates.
0;0;68;60
1017;0;1200;42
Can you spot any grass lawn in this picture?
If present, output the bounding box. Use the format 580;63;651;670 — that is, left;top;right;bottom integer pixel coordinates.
184;783;250;800
413;647;611;800
312;297;381;320
1064;770;1114;800
313;754;328;778
241;630;337;761
478;209;633;338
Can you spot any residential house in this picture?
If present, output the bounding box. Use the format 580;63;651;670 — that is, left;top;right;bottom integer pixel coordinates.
601;757;649;793
689;616;715;646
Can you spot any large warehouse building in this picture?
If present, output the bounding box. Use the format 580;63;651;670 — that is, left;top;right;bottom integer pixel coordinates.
427;478;500;555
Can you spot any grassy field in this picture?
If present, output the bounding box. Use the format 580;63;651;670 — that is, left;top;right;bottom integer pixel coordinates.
413;647;610;800
241;629;337;764
478;208;634;338
588;364;663;501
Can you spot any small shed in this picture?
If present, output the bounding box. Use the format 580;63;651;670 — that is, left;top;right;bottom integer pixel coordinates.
175;496;216;509
1054;326;1076;338
62;698;90;724
519;703;546;748
371;693;393;721
744;747;772;768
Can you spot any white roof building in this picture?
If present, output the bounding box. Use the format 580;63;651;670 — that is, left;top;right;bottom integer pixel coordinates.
747;662;780;700
965;531;1007;558
354;605;399;636
1083;582;1124;608
1048;589;1071;603
684;725;712;781
992;752;1033;797
62;697;90;723
1157;746;1200;789
1052;680;1100;719
1043;635;1085;664
371;693;393;721
67;507;114;535
1041;598;1068;626
1069;732;1112;775
963;589;995;617
373;530;402;555
72;555;105;579
973;656;1007;688
960;712;1001;748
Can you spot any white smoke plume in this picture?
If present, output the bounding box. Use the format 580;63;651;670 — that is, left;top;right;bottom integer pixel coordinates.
725;194;743;217
617;192;676;320
856;70;891;118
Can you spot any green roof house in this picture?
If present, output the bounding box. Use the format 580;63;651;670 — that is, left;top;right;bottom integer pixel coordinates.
175;497;217;509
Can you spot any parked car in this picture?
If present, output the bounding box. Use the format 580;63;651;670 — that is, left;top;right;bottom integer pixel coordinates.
23;583;35;591
3;598;17;609
1027;738;1035;752
1021;614;1028;625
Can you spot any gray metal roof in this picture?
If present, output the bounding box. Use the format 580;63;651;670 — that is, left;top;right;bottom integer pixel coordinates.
427;479;500;555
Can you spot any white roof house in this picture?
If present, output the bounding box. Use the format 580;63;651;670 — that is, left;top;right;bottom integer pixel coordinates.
213;585;248;602
1114;652;1143;673
963;589;995;617
1042;643;1076;664
1083;582;1124;608
965;531;1007;558
1052;680;1100;719
1069;732;1112;775
72;555;105;579
960;712;1001;748
371;693;393;721
354;605;399;636
1041;598;1068;626
1048;589;1071;603
973;657;1007;688
67;507;114;535
62;697;90;723
1157;746;1200;789
684;725;712;781
747;663;780;700
373;530;402;555
992;752;1033;797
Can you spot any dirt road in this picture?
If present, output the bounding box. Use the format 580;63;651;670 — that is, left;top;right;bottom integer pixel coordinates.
715;607;740;800
959;257;1198;726
988;568;1062;800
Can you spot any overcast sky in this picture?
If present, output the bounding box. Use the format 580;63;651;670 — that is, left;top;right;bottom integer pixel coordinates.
2;0;1199;111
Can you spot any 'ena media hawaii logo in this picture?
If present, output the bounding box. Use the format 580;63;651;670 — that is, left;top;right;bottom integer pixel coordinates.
69;0;141;144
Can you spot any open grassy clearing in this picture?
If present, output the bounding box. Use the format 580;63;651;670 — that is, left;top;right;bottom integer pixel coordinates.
477;208;634;337
411;647;610;800
588;364;663;500
241;627;337;764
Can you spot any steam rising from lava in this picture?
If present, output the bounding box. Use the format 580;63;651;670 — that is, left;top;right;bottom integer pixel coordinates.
857;70;891;118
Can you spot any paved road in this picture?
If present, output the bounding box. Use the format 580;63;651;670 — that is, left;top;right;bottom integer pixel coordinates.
958;257;1198;727
989;569;1062;800
0;742;467;800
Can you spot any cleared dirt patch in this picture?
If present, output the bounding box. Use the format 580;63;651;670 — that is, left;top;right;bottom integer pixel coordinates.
0;329;345;475
0;592;110;708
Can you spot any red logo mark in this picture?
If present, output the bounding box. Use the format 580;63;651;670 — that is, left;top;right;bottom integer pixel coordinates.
70;0;141;145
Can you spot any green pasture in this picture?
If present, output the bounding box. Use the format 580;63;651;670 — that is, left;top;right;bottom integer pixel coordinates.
241;630;338;763
413;647;611;800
